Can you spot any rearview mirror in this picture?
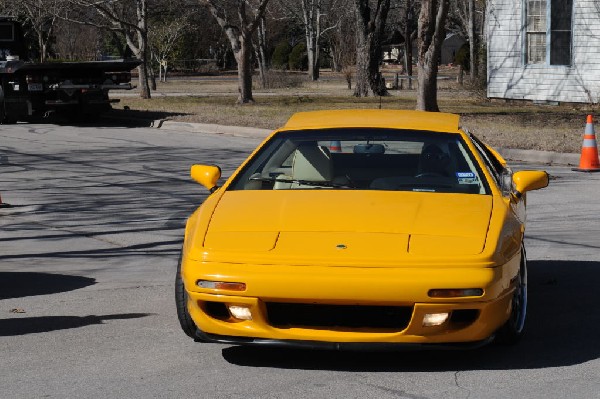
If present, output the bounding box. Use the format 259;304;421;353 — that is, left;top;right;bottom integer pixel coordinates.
512;170;549;197
353;144;385;154
190;164;221;193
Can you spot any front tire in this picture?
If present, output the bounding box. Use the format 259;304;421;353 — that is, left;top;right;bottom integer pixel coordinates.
175;251;200;340
495;245;528;344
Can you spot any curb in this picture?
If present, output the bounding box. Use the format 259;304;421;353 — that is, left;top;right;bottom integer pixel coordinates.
497;148;580;167
156;120;272;139
154;120;580;166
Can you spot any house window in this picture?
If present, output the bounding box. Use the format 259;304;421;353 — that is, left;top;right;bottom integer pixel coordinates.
525;0;572;65
526;0;547;64
550;0;572;65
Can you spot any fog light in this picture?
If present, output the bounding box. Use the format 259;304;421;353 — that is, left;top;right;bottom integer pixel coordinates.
428;288;483;298
228;305;252;320
423;312;449;327
197;280;246;291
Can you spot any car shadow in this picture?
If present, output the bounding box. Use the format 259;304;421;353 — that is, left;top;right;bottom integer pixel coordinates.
0;313;152;336
221;260;600;370
0;272;96;300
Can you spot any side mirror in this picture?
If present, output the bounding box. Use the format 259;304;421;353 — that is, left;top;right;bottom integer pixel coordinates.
190;164;221;193
512;170;549;198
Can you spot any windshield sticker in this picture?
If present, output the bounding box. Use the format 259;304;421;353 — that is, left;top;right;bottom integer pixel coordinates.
456;172;478;184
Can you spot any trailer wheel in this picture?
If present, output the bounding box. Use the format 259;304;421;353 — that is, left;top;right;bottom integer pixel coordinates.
0;86;16;125
0;86;5;123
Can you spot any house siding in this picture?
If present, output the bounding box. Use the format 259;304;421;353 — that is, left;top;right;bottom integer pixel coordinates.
487;0;600;103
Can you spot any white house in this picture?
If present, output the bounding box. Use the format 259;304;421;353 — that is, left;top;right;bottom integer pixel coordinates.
487;0;600;103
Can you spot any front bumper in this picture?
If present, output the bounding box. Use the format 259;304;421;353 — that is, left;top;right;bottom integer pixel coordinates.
195;330;495;351
183;257;519;345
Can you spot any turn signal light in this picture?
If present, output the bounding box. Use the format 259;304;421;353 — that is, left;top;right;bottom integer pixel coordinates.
428;288;483;298
197;280;246;291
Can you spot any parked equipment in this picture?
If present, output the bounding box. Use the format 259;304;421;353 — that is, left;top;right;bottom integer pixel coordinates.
0;18;140;123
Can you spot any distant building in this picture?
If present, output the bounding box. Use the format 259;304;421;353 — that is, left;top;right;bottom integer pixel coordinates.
487;0;600;103
382;32;465;66
441;34;465;65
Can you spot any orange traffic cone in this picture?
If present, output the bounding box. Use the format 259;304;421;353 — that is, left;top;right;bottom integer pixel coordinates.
573;115;600;172
330;140;342;153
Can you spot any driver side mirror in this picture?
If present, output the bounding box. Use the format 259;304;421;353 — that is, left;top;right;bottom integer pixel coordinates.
190;164;221;193
512;170;549;198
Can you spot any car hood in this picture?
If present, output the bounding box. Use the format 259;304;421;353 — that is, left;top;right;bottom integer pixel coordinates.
201;191;493;261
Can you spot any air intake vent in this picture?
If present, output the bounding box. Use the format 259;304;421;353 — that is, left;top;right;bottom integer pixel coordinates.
266;302;412;330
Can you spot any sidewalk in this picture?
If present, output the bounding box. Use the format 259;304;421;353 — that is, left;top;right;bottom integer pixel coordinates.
153;120;581;167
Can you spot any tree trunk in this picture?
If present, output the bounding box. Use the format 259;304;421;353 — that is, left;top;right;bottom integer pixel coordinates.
150;63;157;90
124;0;151;99
235;36;254;104
353;0;391;97
306;34;320;81
416;0;449;111
417;50;439;111
255;16;268;89
203;0;269;105
403;0;414;90
136;30;151;99
478;0;487;80
468;0;477;80
137;64;151;99
331;45;341;72
303;0;320;81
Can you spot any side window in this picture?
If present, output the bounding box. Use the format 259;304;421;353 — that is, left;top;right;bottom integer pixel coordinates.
470;134;513;196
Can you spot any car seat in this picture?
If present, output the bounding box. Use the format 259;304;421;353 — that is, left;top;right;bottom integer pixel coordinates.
417;143;451;177
273;143;333;189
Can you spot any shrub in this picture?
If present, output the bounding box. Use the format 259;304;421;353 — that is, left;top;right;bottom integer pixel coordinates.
271;41;292;69
454;43;470;70
258;70;304;89
288;42;308;71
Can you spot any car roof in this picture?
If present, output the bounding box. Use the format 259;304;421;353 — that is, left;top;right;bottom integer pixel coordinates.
281;110;462;133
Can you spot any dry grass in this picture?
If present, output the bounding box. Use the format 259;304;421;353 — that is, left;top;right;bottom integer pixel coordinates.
114;70;597;153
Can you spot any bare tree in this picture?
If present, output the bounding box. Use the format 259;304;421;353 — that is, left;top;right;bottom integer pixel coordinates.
401;0;418;89
451;0;478;80
324;0;354;73
149;17;191;82
200;0;270;104
4;0;66;62
353;0;391;97
54;21;99;60
65;0;152;99
253;14;268;88
273;0;340;81
302;0;321;80
416;0;449;111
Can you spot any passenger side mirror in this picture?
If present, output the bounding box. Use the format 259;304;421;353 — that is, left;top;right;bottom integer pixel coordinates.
190;164;221;193
512;170;549;198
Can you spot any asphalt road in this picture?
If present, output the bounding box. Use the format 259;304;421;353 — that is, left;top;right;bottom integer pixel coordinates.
1;122;599;399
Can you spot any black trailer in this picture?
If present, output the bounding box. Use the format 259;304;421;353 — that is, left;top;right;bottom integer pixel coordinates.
0;18;140;123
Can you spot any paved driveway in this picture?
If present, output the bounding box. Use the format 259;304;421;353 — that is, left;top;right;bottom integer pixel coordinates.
1;122;599;399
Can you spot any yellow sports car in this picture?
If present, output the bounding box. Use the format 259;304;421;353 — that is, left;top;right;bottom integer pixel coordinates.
175;110;548;349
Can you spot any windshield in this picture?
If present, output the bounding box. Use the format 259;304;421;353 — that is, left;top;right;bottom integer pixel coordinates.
229;128;489;194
